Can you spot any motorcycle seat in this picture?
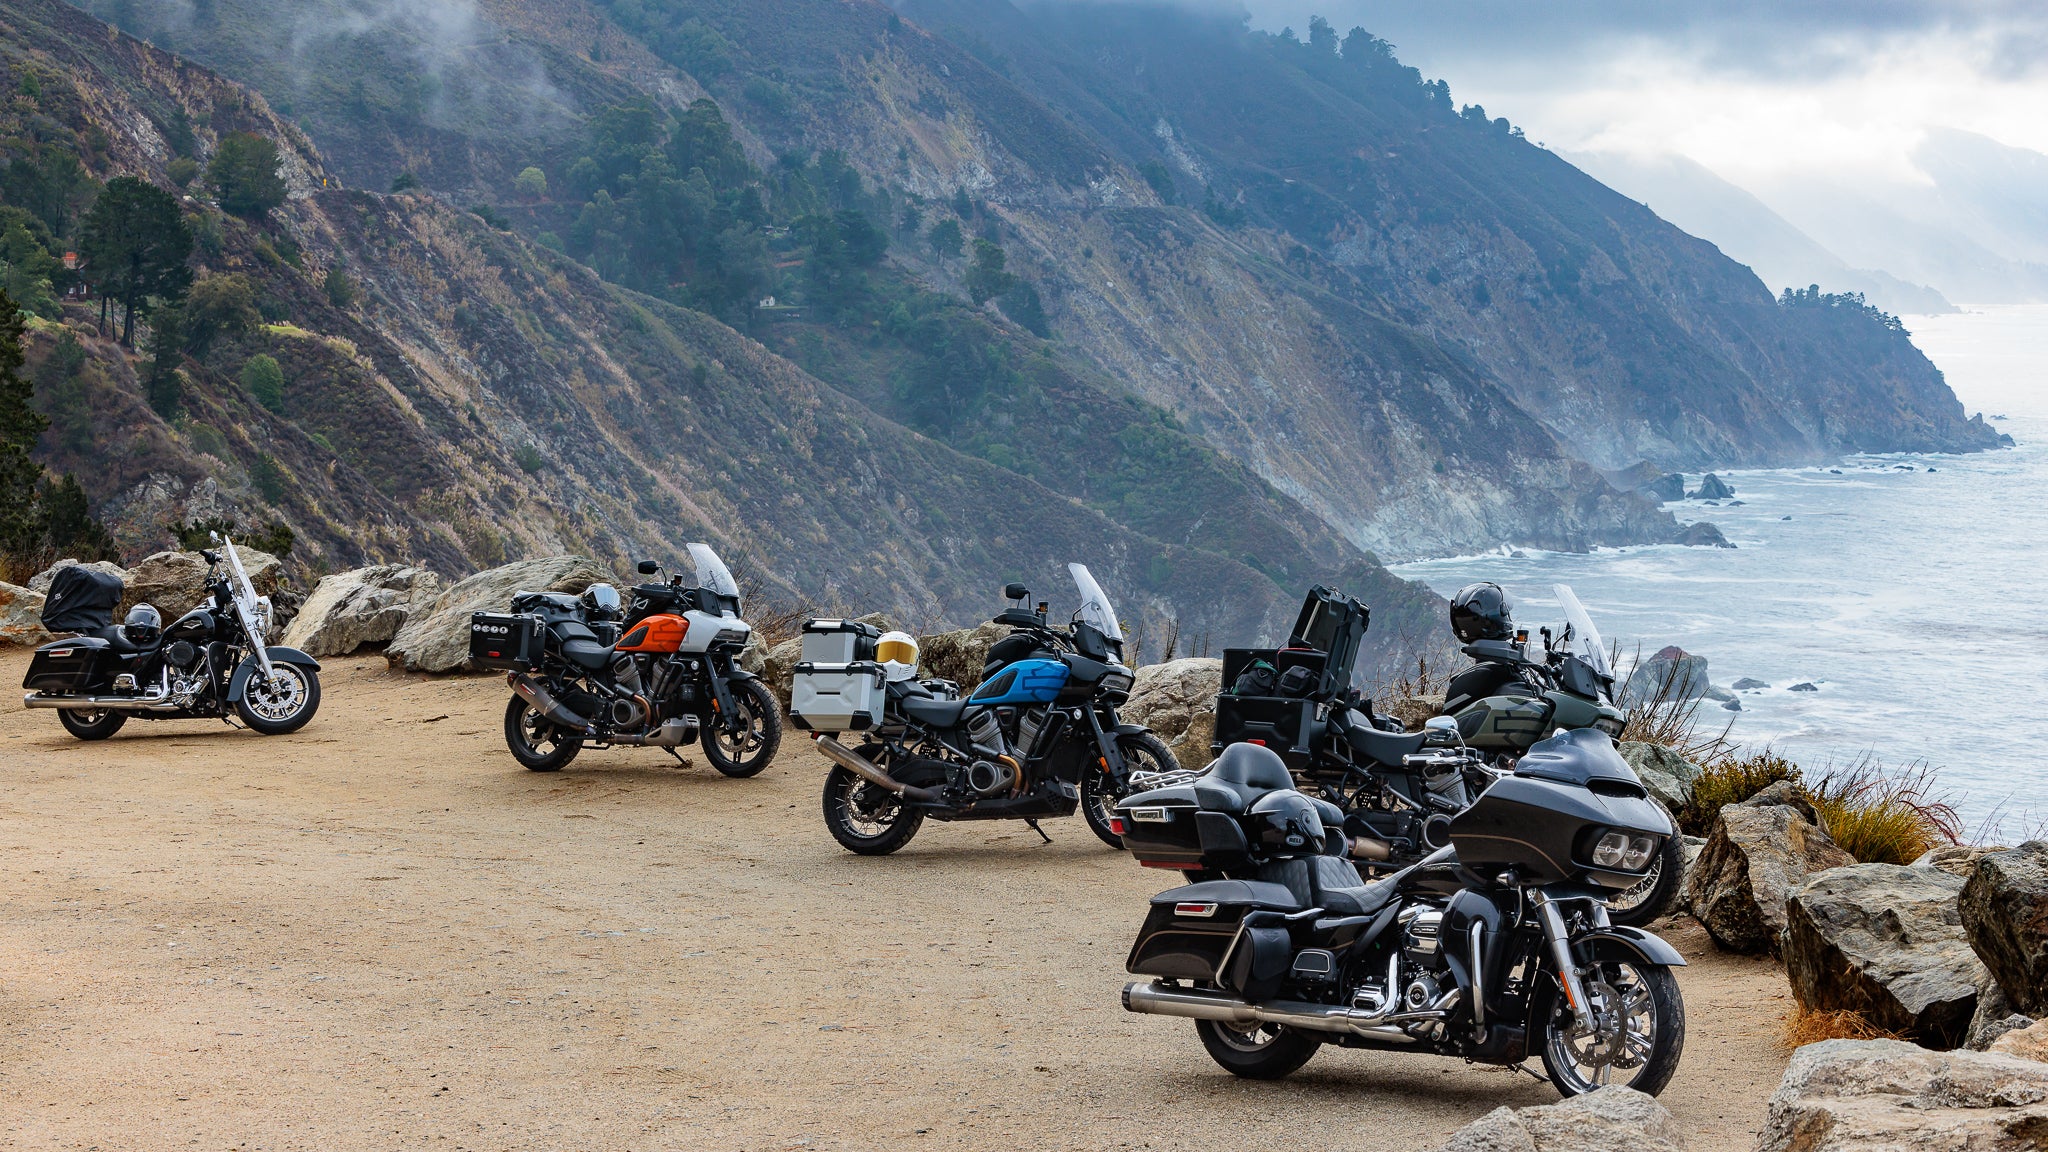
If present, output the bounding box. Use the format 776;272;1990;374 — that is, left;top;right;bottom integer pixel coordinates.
900;695;968;728
93;625;145;653
1345;720;1427;767
1206;742;1296;806
560;638;613;670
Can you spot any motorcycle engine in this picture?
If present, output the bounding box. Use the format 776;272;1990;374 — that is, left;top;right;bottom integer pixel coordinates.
1014;707;1050;757
612;653;643;694
164;642;209;705
965;707;1010;760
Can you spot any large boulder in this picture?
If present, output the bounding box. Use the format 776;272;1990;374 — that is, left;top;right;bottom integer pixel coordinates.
385;556;615;673
281;565;444;657
1690;473;1736;500
122;548;285;619
1783;863;1987;1048
1961;842;2048;1016
1122;657;1222;770
1618;742;1701;811
1622;645;1711;706
0;581;50;646
1990;1017;2048;1063
1917;844;2007;879
27;558;127;593
1436;1087;1685;1152
1966;973;2035;1051
1686;781;1856;954
1670;521;1734;548
916;621;1007;690
1641;473;1686;503
1755;1039;2048;1151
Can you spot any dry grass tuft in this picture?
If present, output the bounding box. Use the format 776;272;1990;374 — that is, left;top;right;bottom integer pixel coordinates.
1782;1005;1903;1049
1613;644;1737;765
1806;758;1962;865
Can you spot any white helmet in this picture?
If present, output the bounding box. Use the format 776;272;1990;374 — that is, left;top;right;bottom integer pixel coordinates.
875;631;920;682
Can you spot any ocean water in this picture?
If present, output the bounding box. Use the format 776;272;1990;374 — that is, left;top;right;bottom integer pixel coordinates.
1393;305;2048;834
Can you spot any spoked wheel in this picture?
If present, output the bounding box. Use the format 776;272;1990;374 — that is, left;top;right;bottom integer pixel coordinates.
822;763;924;855
235;663;322;735
1605;804;1685;928
1533;960;1685;1097
1194;1015;1321;1080
1082;731;1178;849
703;679;782;778
57;708;128;740
503;695;583;772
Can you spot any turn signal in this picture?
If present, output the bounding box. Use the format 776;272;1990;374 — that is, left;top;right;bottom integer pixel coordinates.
1109;816;1126;837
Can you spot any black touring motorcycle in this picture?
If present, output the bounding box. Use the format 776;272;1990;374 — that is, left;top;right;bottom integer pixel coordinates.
1113;736;1685;1097
22;536;322;738
793;564;1178;854
469;543;781;776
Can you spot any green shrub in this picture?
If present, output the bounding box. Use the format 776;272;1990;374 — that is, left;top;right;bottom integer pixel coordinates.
240;353;285;412
513;444;544;473
1677;752;1801;836
208;132;287;220
248;452;288;502
166;157;200;187
323;267;356;308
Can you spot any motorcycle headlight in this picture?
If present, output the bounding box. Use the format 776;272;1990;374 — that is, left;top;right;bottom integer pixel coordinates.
1591;830;1630;869
1623;835;1658;871
1594;715;1625;737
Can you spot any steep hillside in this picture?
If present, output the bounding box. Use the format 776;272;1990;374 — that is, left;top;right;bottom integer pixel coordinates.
0;0;1447;662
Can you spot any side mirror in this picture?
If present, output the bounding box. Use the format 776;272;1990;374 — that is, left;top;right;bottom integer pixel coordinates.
1423;716;1459;734
208;530;222;545
637;560;660;575
1004;582;1030;602
1423;715;1462;746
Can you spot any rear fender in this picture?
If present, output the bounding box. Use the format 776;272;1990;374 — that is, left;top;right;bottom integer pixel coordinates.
227;647;321;702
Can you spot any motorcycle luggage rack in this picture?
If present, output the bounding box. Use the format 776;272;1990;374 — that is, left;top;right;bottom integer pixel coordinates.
1128;766;1202;792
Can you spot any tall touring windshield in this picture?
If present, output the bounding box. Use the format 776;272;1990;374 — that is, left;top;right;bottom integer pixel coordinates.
1552;584;1612;681
688;543;740;599
1069;563;1123;642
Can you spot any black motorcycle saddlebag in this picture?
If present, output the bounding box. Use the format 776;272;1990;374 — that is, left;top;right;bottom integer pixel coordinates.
469;612;544;672
40;564;124;633
1117;782;1255;868
1127;879;1301;981
24;636;114;692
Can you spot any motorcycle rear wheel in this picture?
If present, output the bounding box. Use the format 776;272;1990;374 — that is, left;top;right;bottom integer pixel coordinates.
504;696;583;772
58;709;127;740
1194;1016;1321;1080
822;764;924;855
703;679;782;778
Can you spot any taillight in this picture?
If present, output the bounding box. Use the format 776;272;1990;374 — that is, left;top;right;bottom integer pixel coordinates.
1109;816;1126;836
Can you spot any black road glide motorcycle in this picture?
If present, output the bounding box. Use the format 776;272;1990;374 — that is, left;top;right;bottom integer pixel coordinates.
796;564;1177;854
470;543;781;776
1114;736;1685;1097
22;536;322;738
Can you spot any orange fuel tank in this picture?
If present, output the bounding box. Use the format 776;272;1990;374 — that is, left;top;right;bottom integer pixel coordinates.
616;613;689;653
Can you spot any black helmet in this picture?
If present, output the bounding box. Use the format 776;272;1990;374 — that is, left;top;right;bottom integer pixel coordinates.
581;583;621;617
123;603;162;648
1450;582;1512;643
1246;790;1327;857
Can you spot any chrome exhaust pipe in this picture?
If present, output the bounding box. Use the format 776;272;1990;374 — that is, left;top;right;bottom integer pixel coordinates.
508;673;590;732
813;734;941;803
1122;982;1416;1044
23;690;181;713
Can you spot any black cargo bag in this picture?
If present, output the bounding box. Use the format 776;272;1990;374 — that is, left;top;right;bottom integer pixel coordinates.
40;565;124;633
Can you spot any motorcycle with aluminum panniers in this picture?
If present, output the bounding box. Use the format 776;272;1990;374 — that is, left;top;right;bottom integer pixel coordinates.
21;535;322;739
1112;733;1685;1097
468;543;781;775
791;563;1177;854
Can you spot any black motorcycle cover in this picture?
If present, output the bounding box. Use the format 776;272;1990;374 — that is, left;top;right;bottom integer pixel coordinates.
40;565;124;632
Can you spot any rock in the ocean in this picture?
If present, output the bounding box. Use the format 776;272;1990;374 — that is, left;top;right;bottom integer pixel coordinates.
1436;1086;1686;1152
1783;863;1986;1047
1789;682;1819;692
915;620;1006;690
1622;645;1711;706
1733;677;1769;690
386;556;615;673
1755;1039;2048;1150
1121;658;1223;769
27;558;127;594
1641;473;1686;503
0;580;50;646
122;548;286;619
1960;842;2048;1016
1619;742;1702;811
1690;473;1736;500
1670;521;1734;548
1686;781;1856;955
281;565;444;657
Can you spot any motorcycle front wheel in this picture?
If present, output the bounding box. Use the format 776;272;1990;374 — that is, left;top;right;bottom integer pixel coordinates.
58;708;128;740
703;678;782;778
235;664;322;735
504;696;583;772
1531;959;1685;1097
822;764;924;855
1082;731;1177;849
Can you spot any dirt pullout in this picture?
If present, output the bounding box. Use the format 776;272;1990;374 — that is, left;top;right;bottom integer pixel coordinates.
0;652;1792;1150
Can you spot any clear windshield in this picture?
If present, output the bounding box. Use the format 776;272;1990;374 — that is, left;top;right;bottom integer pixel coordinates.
1069;563;1123;642
1551;584;1613;681
223;537;259;608
687;543;740;599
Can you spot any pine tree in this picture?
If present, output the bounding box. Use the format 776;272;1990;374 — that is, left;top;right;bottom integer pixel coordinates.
0;288;50;563
208;133;287;220
78;177;193;346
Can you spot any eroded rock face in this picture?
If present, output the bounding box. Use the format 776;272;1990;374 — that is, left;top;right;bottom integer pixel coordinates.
1686;783;1856;954
1437;1087;1685;1152
386;556;615;673
0;581;50;646
1968;974;2037;1051
1756;1039;2048;1151
1619;742;1701;811
1121;657;1222;770
1961;842;2048;1016
1990;1017;2048;1063
122;548;285;619
1783;863;1987;1048
281;566;443;657
916;621;1008;690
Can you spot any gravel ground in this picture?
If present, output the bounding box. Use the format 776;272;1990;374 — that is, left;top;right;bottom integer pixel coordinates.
0;652;1793;1150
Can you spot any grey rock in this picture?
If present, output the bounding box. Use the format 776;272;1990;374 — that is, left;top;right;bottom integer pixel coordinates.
1989;1016;2048;1063
122;548;286;621
1670;521;1734;548
1121;657;1222;770
386;556;615;673
1640;473;1685;503
1622;645;1711;707
1703;684;1736;703
1721;698;1741;711
1961;841;2048;1015
915;620;1006;691
1966;972;2034;1051
1690;473;1735;500
1618;741;1701;811
1916;845;2006;879
1436;1087;1685;1152
27;558;128;594
281;565;444;657
1756;1039;2048;1151
0;581;50;646
1783;863;1987;1047
1789;682;1820;692
1685;784;1855;954
1732;677;1769;690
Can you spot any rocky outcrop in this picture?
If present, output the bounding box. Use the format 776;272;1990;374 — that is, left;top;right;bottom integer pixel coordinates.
1686;782;1856;954
1961;842;2048;1015
1436;1086;1685;1152
121;548;285;619
385;556;615;673
1618;742;1701;812
1756;1039;2048;1150
281;565;443;657
1783;863;1987;1048
1121;658;1223;770
1690;474;1736;500
916;621;1008;690
1622;646;1710;706
27;558;127;593
0;581;50;646
1641;473;1686;503
1972;977;2040;1051
1670;521;1734;548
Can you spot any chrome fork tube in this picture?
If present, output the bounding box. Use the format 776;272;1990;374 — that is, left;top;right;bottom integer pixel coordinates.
1533;892;1595;1031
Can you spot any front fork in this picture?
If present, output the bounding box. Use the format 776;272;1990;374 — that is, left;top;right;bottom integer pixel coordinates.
704;655;744;734
1083;707;1128;779
1532;889;1603;1032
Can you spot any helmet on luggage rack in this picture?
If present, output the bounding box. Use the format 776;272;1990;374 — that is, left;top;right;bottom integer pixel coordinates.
1247;790;1327;857
122;603;162;648
1449;582;1513;643
875;631;920;682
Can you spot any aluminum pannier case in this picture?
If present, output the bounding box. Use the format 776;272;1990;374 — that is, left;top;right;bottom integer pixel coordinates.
469;612;544;672
798;618;880;664
789;660;886;734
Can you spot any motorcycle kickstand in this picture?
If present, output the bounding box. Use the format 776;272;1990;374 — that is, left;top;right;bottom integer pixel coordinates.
1025;819;1052;845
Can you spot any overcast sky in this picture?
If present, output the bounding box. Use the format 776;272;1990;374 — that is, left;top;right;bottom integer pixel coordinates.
1237;1;2048;185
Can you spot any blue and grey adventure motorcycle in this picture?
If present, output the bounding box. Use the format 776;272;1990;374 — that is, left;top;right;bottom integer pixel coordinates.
795;564;1179;853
